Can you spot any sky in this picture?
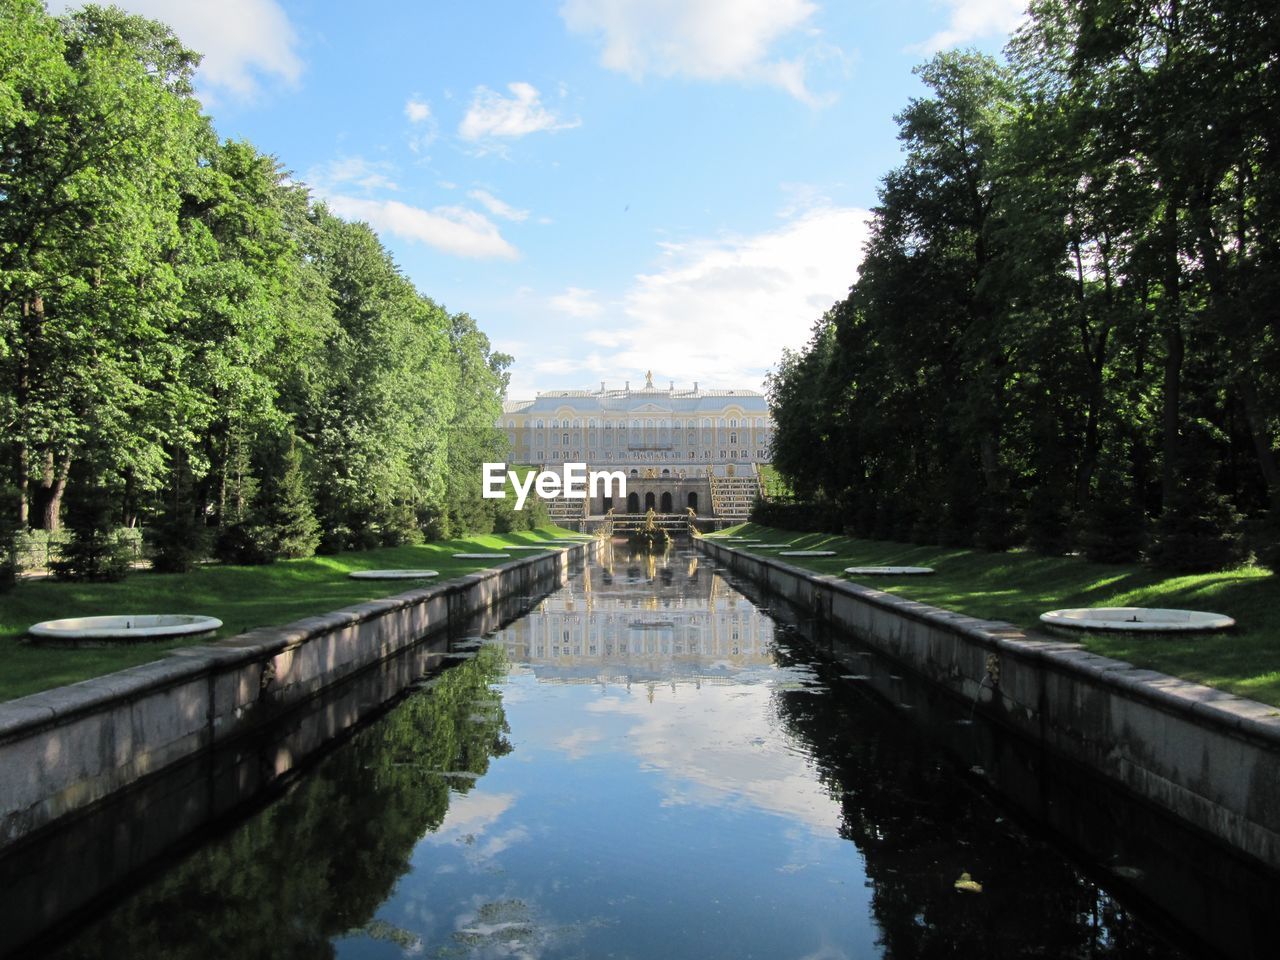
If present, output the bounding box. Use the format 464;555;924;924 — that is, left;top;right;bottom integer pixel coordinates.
51;0;1026;400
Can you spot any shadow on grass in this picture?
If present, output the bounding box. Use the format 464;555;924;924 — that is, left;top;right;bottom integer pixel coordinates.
0;526;585;702
712;523;1280;707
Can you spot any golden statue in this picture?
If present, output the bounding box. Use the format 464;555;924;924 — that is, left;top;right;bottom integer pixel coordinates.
645;369;654;388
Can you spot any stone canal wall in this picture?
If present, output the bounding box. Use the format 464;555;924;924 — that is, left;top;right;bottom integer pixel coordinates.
0;542;599;851
697;539;1280;871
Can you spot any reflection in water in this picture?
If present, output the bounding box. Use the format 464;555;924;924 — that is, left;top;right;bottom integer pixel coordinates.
29;544;1266;959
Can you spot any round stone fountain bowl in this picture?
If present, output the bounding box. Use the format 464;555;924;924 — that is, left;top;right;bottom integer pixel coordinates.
28;614;223;645
1039;607;1235;634
348;569;439;580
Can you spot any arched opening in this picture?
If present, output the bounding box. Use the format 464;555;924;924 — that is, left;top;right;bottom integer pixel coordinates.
644;492;656;511
602;496;613;513
627;492;640;513
687;492;698;512
660;491;673;513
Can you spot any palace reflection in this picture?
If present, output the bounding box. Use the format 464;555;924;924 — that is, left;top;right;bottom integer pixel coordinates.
500;544;774;684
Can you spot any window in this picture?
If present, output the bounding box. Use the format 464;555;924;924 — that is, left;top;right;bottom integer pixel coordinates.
562;433;569;446
730;432;737;446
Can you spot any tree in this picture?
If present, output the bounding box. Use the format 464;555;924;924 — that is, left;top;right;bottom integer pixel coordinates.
0;2;204;529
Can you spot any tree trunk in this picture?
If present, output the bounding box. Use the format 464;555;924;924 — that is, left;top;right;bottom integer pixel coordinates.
34;450;72;531
1189;184;1279;509
1160;198;1183;509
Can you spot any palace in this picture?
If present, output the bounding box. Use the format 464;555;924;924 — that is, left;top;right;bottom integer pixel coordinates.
499;372;774;526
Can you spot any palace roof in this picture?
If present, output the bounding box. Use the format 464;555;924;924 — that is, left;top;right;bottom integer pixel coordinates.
503;383;769;416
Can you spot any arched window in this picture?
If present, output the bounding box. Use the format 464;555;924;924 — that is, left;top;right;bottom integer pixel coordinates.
562;433;569;446
730;432;737;445
536;419;544;429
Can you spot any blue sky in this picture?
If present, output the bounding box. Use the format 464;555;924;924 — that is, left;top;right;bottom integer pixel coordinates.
55;0;1025;399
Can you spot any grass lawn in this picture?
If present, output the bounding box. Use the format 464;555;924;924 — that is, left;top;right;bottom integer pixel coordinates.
706;523;1280;707
756;464;793;499
0;526;586;703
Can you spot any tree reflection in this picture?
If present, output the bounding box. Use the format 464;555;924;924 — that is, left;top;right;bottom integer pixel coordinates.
47;647;511;960
766;639;1175;960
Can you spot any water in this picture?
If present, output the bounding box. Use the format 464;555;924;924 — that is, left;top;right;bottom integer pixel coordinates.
10;544;1277;958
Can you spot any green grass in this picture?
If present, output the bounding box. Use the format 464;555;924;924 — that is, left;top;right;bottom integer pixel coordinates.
706;523;1280;707
756;464;793;499
0;526;586;703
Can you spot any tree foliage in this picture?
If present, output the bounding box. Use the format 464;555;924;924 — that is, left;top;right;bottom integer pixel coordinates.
767;1;1280;572
0;1;514;564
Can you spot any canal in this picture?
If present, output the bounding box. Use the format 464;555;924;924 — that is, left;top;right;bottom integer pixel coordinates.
6;543;1278;958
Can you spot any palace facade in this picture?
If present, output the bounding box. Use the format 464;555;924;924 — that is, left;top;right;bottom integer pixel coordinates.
501;373;773;471
499;374;775;522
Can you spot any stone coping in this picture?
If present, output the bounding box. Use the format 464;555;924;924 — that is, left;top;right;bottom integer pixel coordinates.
779;550;838;557
698;540;1280;748
450;552;511;559
347;569;439;580
844;566;935;576
27;614;223;641
1041;607;1235;632
0;543;593;742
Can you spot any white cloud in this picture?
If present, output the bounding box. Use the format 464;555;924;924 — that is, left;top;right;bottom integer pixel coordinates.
326;195;520;260
422;791;516;846
549;286;603;319
403;96;439;152
502;205;869;398
50;0;303;101
307;156;399;194
405;96;432;123
587;206;870;386
915;0;1027;53
584;679;843;834
468;188;529;222
560;0;825;103
458;82;581;141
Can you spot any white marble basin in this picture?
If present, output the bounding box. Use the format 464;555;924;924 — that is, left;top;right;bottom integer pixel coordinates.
1040;607;1235;633
844;566;935;576
348;569;439;580
28;614;222;641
